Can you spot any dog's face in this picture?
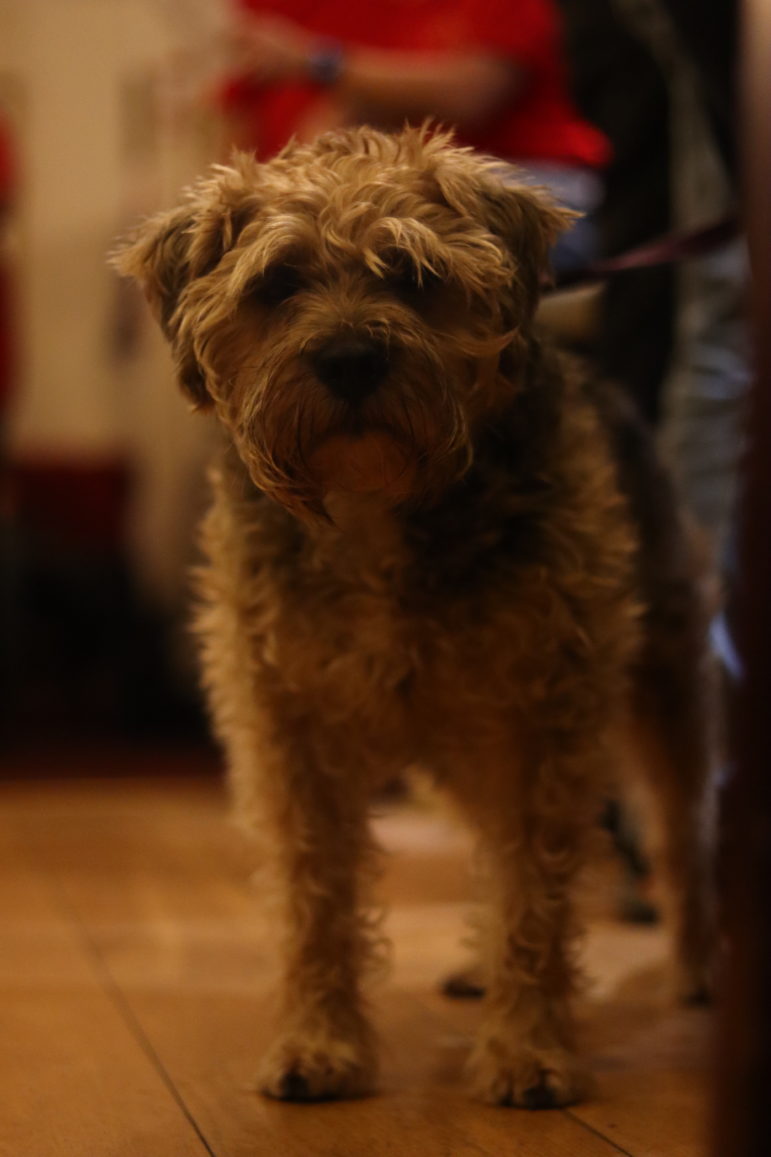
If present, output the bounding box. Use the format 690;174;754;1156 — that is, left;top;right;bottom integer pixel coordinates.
117;127;571;519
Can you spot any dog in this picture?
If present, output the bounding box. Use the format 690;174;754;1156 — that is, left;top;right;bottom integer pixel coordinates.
115;125;717;1108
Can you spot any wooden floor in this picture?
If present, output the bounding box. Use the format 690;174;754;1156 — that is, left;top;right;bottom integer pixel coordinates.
0;761;712;1157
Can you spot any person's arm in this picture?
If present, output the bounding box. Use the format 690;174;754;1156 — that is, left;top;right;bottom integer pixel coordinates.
338;49;522;129
225;14;525;131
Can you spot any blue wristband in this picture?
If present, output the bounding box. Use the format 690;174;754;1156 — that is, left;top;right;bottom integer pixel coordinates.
307;41;345;87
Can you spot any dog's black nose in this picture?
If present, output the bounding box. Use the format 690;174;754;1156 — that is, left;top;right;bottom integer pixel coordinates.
311;338;390;402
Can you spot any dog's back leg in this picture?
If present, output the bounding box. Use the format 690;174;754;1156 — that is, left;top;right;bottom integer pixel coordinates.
600;381;720;1000
630;594;720;1003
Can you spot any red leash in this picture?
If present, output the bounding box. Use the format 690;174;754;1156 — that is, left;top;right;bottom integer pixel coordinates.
552;215;740;290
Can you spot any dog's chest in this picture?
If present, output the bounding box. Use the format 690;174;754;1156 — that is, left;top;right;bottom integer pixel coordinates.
261;502;418;719
258;514;522;730
236;491;582;743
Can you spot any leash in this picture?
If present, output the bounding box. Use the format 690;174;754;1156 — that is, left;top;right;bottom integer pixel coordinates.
552;214;741;291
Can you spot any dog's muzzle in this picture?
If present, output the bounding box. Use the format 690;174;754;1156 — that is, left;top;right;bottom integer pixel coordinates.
310;337;390;404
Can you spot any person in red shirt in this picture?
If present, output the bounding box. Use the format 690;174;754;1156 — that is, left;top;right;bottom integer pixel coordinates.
218;0;608;273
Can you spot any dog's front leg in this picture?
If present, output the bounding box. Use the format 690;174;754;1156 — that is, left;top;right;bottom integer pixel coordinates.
451;735;601;1108
249;728;380;1102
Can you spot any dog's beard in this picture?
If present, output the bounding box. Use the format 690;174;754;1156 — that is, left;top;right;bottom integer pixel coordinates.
221;357;473;521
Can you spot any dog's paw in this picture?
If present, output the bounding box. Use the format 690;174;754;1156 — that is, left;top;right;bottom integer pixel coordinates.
257;1028;377;1102
674;961;714;1007
441;964;486;999
467;1038;591;1108
673;933;717;1006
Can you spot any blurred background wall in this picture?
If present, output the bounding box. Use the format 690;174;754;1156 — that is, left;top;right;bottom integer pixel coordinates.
0;0;230;746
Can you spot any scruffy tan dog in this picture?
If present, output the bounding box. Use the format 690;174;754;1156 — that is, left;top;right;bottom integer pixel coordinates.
117;126;717;1109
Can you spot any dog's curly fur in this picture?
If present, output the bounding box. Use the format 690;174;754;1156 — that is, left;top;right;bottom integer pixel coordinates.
116;126;717;1108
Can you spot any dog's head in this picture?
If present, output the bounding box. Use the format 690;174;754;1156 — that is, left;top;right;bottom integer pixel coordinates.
115;126;572;519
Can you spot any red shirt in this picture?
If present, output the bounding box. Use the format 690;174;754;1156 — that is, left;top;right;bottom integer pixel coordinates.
224;0;609;167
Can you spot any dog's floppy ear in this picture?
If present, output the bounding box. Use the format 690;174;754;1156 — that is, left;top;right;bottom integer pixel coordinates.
113;156;260;408
478;180;577;312
433;151;576;318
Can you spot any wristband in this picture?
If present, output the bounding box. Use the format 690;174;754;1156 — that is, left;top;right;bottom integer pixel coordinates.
306;41;345;87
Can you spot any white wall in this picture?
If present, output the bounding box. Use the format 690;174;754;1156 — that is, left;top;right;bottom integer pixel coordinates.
0;0;227;601
1;0;226;458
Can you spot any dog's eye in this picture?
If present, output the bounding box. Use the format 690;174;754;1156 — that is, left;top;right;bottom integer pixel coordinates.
385;258;440;299
248;264;304;307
